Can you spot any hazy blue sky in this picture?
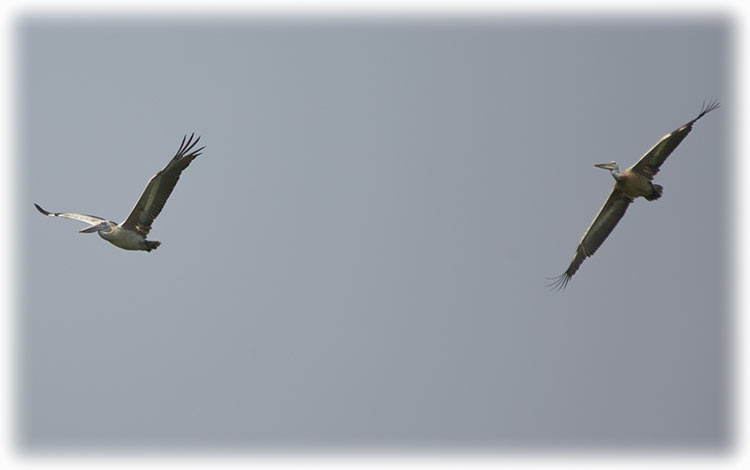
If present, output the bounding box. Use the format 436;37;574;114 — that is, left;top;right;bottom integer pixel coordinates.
19;16;730;451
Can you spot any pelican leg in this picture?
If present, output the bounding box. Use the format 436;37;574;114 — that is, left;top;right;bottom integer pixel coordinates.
645;184;663;201
144;241;161;252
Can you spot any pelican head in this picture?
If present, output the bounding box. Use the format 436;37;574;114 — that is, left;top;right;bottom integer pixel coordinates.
594;161;619;172
78;222;111;234
594;161;622;181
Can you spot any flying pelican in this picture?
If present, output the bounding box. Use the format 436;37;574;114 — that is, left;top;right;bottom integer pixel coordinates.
549;101;719;290
35;133;204;252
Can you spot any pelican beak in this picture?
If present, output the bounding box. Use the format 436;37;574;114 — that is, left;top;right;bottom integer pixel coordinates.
79;223;107;234
594;162;616;171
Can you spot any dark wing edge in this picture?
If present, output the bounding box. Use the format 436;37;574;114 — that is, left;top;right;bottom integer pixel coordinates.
547;189;633;291
120;133;205;236
34;203;52;216
630;100;720;179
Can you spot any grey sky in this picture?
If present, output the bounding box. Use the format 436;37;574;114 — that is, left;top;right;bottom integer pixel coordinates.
19;16;730;451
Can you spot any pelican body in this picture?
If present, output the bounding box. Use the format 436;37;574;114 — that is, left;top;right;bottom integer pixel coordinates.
550;101;719;290
592;161;663;201
35;134;204;252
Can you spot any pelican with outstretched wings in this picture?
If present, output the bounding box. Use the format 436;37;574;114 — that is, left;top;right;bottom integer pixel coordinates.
35;133;204;252
550;101;719;290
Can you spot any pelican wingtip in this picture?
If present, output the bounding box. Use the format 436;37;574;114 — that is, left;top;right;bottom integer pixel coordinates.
546;273;571;292
34;203;50;215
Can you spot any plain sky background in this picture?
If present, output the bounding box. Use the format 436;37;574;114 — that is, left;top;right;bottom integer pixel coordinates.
18;16;730;451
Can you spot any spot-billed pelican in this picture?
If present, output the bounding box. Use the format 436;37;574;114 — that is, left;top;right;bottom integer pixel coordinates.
35;133;204;252
549;101;719;290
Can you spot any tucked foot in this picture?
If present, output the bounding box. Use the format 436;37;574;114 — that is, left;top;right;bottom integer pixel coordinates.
646;183;663;201
145;240;161;252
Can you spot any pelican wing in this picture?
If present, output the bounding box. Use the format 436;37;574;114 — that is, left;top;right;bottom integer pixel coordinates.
120;134;204;237
549;189;633;290
629;100;719;179
34;203;108;226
